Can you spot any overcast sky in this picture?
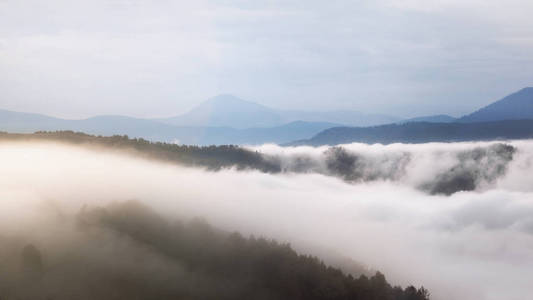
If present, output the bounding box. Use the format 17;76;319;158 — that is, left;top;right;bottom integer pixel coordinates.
1;0;533;119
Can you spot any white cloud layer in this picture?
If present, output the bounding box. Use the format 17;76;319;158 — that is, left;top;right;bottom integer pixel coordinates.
1;140;533;300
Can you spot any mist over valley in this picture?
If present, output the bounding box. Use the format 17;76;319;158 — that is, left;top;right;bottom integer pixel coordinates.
1;135;533;299
2;0;533;299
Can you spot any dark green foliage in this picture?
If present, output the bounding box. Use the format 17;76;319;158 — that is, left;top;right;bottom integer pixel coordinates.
420;143;515;195
0;131;281;172
71;200;430;300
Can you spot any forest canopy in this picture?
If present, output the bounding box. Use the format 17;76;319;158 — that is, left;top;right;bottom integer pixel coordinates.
0;200;429;300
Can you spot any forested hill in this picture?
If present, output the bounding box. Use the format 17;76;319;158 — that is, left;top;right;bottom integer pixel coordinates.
0;131;281;172
290;119;533;146
0;133;432;299
2;200;430;300
0;131;520;196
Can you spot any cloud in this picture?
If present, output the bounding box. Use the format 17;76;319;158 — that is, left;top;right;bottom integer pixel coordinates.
1;0;533;118
0;140;533;299
252;141;518;195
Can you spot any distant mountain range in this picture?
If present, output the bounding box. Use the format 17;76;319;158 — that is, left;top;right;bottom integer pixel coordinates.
0;109;339;145
293;87;533;145
1;87;532;145
399;114;457;124
0;94;398;145
290;120;533;146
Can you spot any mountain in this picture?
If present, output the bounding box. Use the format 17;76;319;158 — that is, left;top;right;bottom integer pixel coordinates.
0;110;187;141
289;120;533;146
399;114;456;123
189;121;340;145
288;87;533;146
159;94;284;128
5;88;533;146
0;109;337;145
277;109;400;127
459;87;533;122
0;94;398;145
0;109;71;131
157;94;400;128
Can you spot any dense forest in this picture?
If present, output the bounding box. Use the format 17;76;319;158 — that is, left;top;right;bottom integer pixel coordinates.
0;131;281;172
0;200;430;300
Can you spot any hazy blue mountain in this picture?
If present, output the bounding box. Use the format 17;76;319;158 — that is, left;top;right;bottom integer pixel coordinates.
0;110;190;142
289;87;533;146
158;94;284;128
157;94;400;128
289;120;533;146
203;121;340;145
0;109;72;132
6;87;533;146
459;87;533;122
155;121;339;145
0;109;337;145
277;109;401;127
399;114;457;123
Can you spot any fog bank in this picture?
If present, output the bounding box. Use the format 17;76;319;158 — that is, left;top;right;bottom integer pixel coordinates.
251;141;530;195
1;141;533;300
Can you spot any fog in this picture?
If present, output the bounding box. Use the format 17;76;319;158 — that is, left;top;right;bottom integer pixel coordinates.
1;141;533;300
251;142;519;195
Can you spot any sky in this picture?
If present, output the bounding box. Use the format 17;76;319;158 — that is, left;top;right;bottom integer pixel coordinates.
1;0;533;119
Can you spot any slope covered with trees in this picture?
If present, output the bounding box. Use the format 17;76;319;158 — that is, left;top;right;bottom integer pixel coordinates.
0;200;430;300
0;131;281;172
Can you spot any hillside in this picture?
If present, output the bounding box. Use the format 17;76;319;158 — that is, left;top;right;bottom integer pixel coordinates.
291;119;533;146
0;131;281;172
400;114;456;123
459;87;533;122
290;87;533;146
0;199;429;300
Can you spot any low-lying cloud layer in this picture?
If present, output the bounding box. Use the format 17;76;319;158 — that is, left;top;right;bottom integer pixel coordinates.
253;142;520;195
1;140;533;300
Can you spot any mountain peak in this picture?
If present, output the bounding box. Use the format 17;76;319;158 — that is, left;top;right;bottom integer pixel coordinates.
206;94;245;103
508;87;533;97
202;94;268;110
158;95;400;128
161;94;282;128
459;87;533;122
